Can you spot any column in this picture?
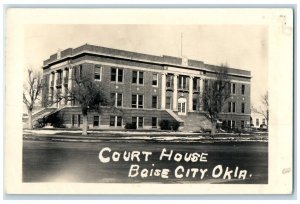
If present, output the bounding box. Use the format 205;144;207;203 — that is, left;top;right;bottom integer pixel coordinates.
199;78;204;111
161;73;166;109
62;68;67;105
67;67;73;106
53;71;58;107
188;76;193;112
173;74;178;111
48;72;53;103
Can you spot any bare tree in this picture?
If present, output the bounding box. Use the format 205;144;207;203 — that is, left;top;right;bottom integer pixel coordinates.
65;76;109;135
201;65;231;135
23;68;43;129
252;91;269;130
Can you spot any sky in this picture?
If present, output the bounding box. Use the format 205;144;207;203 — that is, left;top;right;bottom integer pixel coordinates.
24;24;268;106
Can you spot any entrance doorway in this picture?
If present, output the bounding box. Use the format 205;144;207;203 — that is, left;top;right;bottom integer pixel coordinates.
178;98;187;116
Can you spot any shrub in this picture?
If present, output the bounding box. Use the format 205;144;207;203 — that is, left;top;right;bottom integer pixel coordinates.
125;123;137;129
159;120;180;131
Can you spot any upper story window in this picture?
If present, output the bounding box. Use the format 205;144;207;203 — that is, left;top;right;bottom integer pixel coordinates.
178;75;188;89
132;71;144;85
73;65;83;79
111;92;123;107
111;67;123;83
152;96;158;109
241;84;245;95
166;96;171;109
94;65;102;81
228;102;236;113
152;73;158;86
132;94;144;109
193;78;200;91
166;74;173;88
241;102;245;113
231;83;236;94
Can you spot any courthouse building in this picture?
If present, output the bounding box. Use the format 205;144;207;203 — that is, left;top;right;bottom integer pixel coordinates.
39;44;251;131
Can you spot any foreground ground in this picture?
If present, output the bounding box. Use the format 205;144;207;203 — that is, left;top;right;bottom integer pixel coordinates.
23;130;268;184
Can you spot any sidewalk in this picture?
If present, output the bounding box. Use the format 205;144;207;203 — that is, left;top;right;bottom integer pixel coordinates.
23;129;268;143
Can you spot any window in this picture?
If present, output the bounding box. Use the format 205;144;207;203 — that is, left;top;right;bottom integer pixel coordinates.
94;65;102;81
132;71;144;85
93;116;100;127
77;114;81;127
152;73;158;86
241;84;245;95
111;92;123;107
241;102;245;113
232;102;236;113
228;102;232;112
71;115;76;127
152;96;158;109
193;98;198;111
178;75;188;89
256;118;259;126
132;117;143;129
152;117;158;128
193;78;199;91
111;67;123;83
262;119;266;125
241;120;245;129
166;96;171;109
232;120;236;128
79;65;83;79
231;83;236;94
132;94;144;109
110;116;123;127
166;74;173;88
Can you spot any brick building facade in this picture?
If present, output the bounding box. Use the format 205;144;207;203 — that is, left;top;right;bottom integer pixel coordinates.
41;44;251;131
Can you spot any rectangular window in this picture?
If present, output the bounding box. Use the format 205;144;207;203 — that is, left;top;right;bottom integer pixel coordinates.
93;116;100;127
71;115;76;127
232;120;236;128
231;83;236;94
228;102;232;112
138;95;144;108
132;94;137;108
193;98;198;111
166;96;171;109
132;71;144;85
111;68;117;81
138;117;144;128
132;94;143;109
152;73;158;86
94;65;101;80
232;102;236;113
241;120;245;129
111;68;124;83
178;76;187;89
241;102;245;113
193;78;199;91
132;117;143;128
110;116;115;127
77;114;81;127
256;118;259;126
117;93;122;107
152;117;158;128
241;84;245;95
110;93;115;105
262;119;266;125
152;96;158;109
79;65;83;79
166;74;173;88
116;116;122;127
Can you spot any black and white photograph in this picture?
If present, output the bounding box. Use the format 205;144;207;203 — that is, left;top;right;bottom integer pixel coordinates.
5;8;293;194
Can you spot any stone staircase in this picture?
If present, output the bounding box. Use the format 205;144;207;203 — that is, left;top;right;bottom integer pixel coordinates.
179;112;212;132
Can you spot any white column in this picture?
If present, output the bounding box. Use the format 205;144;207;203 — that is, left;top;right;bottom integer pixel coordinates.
173;74;178;111
48;72;53;102
161;73;166;109
53;71;58;107
62;69;67;105
67;67;73;106
199;78;204;111
188;76;193;112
